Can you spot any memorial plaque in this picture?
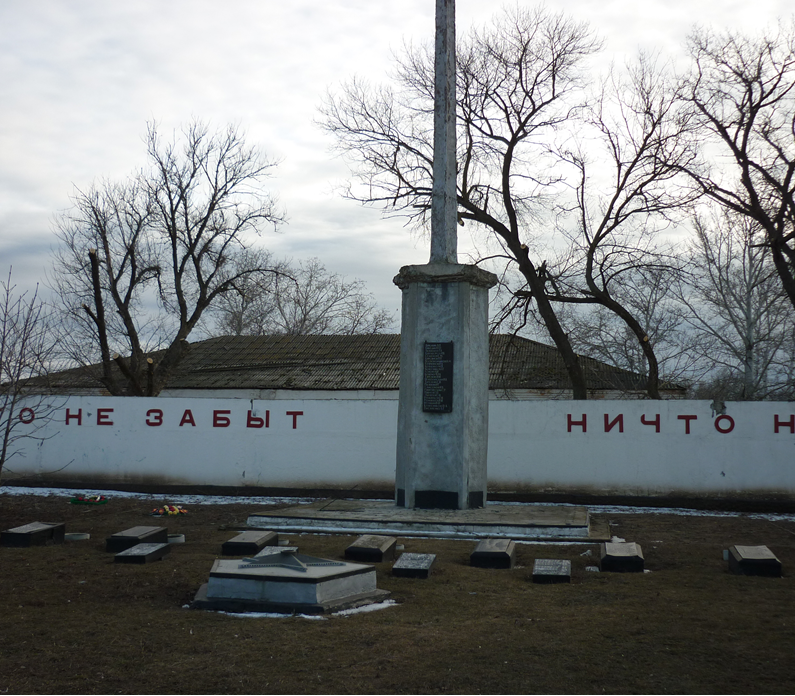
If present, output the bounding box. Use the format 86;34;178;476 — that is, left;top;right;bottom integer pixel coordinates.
423;342;453;413
470;538;516;569
1;522;65;547
222;530;277;556
392;552;436;579
114;542;171;564
600;541;644;573
345;535;397;563
532;559;572;584
728;545;782;577
106;526;168;553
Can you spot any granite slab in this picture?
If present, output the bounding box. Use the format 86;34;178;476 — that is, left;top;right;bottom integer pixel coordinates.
222;530;277;556
106;526;168;553
728;545;782;577
1;522;65;547
470;538;516;569
600;541;644;573
345;535;397;563
532;558;572;584
392;552;436;579
114;542;171;564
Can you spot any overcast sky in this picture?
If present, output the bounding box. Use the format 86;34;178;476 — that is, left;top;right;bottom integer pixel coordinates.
0;0;790;321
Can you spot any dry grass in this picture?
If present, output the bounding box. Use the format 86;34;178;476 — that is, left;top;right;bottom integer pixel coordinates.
1;492;794;694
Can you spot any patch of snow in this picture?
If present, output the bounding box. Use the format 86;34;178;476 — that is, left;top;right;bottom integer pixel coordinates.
334;600;397;616
219;611;327;620
0;485;317;507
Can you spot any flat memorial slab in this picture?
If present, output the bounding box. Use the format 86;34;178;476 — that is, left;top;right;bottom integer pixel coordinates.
392;552;435;579
532;559;572;584
247;499;604;541
114;542;171;564
470;538;515;569
222;530;277;556
345;535;397;563
193;549;388;614
600;541;645;573
728;545;782;577
1;522;65;547
106;526;168;553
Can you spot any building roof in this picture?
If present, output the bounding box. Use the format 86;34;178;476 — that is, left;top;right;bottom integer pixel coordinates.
38;334;680;395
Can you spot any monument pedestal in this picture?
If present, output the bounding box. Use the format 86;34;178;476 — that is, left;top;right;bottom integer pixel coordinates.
394;263;497;509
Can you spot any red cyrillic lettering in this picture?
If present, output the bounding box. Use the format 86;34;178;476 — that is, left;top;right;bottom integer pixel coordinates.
96;408;114;426
774;414;795;434
286;411;303;429
567;414;586;432
213;410;231;428
146;409;163;426
18;407;35;424
247;410;269;428
604;414;623;433
65;409;82;425
640;414;661;432
179;410;196;427
677;415;697;434
714;415;735;434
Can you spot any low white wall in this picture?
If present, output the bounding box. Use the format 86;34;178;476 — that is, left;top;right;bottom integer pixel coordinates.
7;396;795;498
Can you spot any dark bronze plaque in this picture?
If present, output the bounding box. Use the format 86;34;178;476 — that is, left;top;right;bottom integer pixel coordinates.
423;341;453;413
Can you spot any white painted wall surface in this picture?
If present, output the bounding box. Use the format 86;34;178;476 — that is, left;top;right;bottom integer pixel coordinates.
8;396;795;497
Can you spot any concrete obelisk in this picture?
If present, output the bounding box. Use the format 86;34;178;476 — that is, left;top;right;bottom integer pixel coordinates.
394;0;497;510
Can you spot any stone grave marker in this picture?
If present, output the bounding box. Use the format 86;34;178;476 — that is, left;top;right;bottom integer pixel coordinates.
106;526;168;553
222;530;277;556
114;542;171;564
532;559;572;584
600;541;644;573
1;521;65;547
470;538;515;569
392;552;436;579
345;535;397;563
192;548;389;614
727;545;782;577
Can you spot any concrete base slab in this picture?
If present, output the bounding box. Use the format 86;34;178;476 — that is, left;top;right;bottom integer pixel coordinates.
600;541;645;573
345;535;397;563
222;530;277;556
728;545;782;577
248;500;604;541
191;582;391;615
114;542;171;564
470;538;515;569
106;526;168;553
532;559;572;584
393;552;435;578
1;522;65;547
193;550;387;614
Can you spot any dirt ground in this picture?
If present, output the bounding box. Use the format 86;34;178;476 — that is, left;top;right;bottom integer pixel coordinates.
1;490;794;695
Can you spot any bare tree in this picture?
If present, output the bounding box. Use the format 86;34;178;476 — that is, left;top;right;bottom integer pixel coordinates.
0;269;58;482
544;55;701;397
211;256;394;336
52;121;284;396
675;207;795;400
321;5;600;397
565;267;703;390
682;23;795;310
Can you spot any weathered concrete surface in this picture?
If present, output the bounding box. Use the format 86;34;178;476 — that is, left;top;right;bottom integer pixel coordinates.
430;0;457;264
247;499;605;541
394;264;498;510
